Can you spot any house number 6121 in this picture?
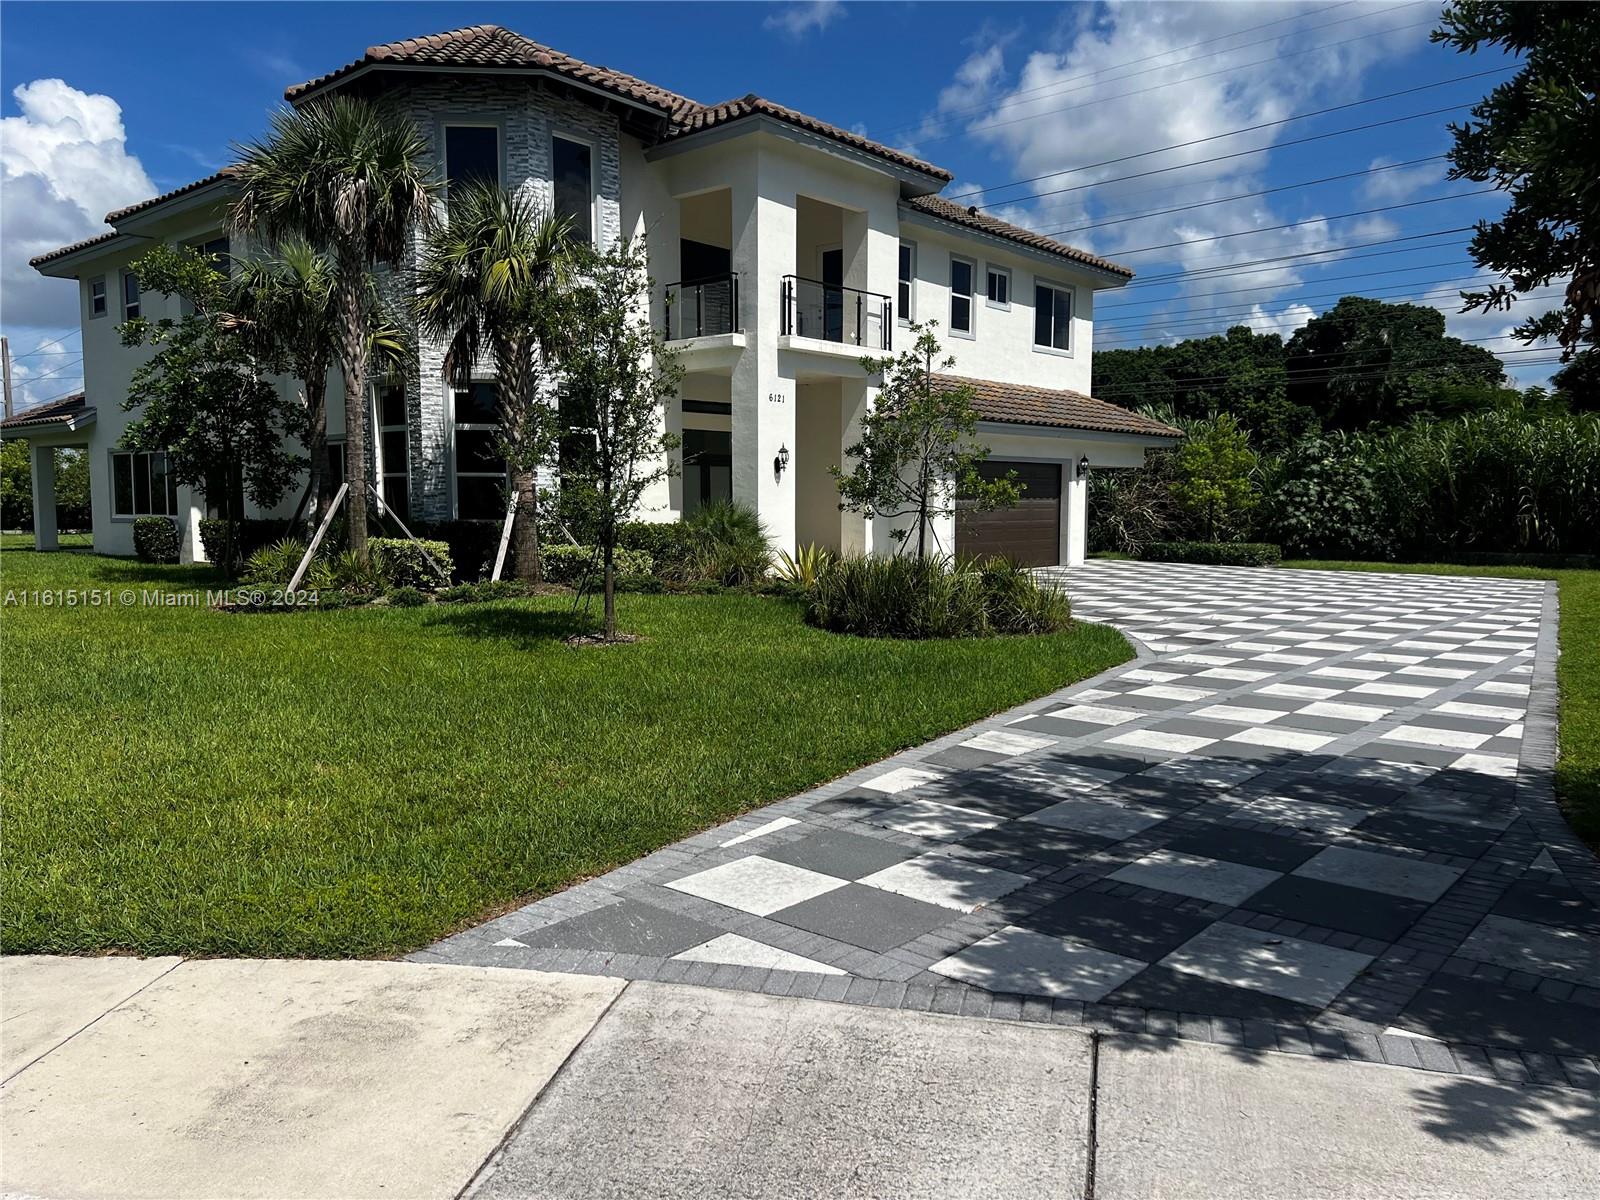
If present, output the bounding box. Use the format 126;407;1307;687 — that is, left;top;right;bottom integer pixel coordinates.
767;391;786;404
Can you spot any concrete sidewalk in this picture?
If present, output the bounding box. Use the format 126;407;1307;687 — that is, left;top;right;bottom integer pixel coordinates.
2;956;1594;1200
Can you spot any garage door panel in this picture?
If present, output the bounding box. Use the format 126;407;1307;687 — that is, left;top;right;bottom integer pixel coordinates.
956;460;1062;567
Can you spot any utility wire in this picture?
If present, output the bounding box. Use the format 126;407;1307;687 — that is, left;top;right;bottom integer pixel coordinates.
1099;275;1537;328
953;66;1512;203
1125;228;1477;285
6;331;80;360
13;356;85;385
1101;257;1480;309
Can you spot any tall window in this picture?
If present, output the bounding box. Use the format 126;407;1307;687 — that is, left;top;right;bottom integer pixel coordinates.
1034;282;1073;352
949;256;974;335
111;450;177;518
89;277;107;318
326;441;346;490
376;383;409;517
682;429;732;516
897;241;915;322
182;236;231;315
552;134;594;244
452;380;505;520
121;270;141;320
444;125;500;197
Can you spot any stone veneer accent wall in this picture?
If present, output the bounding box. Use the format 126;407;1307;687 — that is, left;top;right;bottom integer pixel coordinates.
388;78;625;521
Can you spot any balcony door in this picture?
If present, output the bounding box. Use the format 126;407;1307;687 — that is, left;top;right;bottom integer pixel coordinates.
820;247;843;342
679;239;733;337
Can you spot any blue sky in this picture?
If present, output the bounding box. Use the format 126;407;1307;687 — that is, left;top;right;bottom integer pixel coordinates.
0;1;1552;409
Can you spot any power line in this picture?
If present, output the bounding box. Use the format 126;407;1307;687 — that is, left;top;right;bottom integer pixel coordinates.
953;66;1513;203
915;12;1440;149
1125;228;1478;286
1105;188;1498;258
1049;156;1446;236
15;356;85;385
1101;257;1481;309
6;331;80;360
1097;278;1508;335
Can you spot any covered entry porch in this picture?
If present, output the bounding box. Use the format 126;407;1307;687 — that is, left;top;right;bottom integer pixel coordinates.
0;393;96;550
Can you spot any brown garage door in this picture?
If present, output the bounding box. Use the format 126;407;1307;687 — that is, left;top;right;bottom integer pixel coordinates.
955;460;1062;566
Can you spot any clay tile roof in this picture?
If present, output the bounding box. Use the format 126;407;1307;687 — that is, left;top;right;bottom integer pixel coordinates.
670;94;953;182
104;169;237;223
27;232;121;269
906;195;1133;279
936;374;1182;439
284;24;702;116
0;393;93;432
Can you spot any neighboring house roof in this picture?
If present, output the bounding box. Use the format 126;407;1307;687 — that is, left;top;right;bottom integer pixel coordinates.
669;95;952;182
0;393;95;436
938;374;1182;439
28;231;121;269
905;196;1134;279
105;169;236;223
284;23;703;118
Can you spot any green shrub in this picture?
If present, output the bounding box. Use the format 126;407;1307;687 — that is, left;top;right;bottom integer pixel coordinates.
683;501;772;586
131;517;180;564
806;554;1072;639
540;543;654;586
438;579;537;603
1139;541;1283;566
242;538;331;589
370;537;453;590
774;543;835;591
386;586;425;608
325;549;385;596
413;520;501;582
617;520;697;574
198;518;283;568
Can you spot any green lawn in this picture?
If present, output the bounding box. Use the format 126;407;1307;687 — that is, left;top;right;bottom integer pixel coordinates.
1282;560;1599;851
0;543;1131;958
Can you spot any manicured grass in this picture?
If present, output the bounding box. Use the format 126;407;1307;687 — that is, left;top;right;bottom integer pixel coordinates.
1;545;1131;958
1282;560;1600;851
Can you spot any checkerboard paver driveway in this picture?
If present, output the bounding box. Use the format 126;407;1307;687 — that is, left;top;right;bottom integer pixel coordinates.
419;561;1600;1090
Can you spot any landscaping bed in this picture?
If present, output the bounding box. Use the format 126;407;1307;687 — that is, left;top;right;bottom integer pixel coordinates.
0;543;1131;958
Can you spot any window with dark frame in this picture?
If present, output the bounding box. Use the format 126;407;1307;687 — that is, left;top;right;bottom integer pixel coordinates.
552;135;594;244
949;256;974;333
377;383;410;518
1034;282;1073;352
121;271;141;320
897;242;915;322
452;379;505;521
444;125;500;197
681;428;732;517
89;277;107;317
111;450;178;518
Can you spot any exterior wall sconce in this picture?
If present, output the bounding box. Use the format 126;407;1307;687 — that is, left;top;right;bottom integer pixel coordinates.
1076;455;1091;480
774;442;790;482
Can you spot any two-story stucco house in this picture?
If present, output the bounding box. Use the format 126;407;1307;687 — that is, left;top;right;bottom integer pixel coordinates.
14;24;1180;567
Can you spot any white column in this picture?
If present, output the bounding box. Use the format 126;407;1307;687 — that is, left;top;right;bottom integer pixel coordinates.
29;443;57;551
838;379;872;556
1064;468;1087;566
180;486;206;564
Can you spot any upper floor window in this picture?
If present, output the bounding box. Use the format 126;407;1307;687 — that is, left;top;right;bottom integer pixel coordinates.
444;125;500;197
452;379;505;521
552;134;594;244
89;276;107;318
986;266;1010;309
949;255;974;336
121;270;141;321
897;241;915;322
1034;282;1073;353
111;450;178;518
182;235;231;315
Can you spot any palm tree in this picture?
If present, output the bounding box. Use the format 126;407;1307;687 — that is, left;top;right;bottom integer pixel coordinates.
230;95;436;562
227;238;414;528
415;181;572;582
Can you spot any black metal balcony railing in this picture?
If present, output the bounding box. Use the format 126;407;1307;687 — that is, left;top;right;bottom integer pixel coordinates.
664;273;739;340
781;275;892;351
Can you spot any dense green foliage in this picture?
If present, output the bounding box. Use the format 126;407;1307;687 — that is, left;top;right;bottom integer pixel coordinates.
805;555;1073;639
198;518;284;569
370;537;453;590
1139;541;1282;566
0;442;90;531
682;501;773;586
1168;412;1259;542
0;543;1129;955
1434;2;1599;361
131;517;180;564
541;543;654;586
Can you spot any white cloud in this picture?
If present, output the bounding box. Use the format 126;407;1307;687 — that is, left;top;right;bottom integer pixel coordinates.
1;79;155;334
764;1;844;40
934;1;1432;342
1240;302;1314;338
1361;155;1445;202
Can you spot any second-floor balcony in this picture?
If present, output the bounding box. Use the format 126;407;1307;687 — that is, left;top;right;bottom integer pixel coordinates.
665;273;739;341
781;276;892;352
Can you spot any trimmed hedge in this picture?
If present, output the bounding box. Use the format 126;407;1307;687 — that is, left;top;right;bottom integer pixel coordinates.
132;516;180;564
805;555;1072;639
198;518;284;568
1139;541;1283;566
541;542;654;585
370;537;453;590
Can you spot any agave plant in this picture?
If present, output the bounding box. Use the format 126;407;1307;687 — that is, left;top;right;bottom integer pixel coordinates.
773;543;834;590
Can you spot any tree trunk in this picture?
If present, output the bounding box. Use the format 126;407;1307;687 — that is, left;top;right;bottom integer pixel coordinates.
337;255;370;563
306;375;330;526
602;534;616;641
510;465;542;583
